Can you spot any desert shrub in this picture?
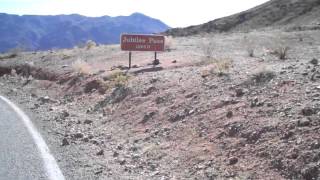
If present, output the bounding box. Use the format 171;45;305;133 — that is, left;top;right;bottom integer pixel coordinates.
274;46;289;60
164;36;174;51
247;48;255;57
242;35;256;57
5;45;26;58
107;71;130;87
271;33;290;60
86;40;96;50
251;70;275;85
215;58;232;76
72;59;93;75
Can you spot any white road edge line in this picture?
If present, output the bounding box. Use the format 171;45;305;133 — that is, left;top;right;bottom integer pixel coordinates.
0;96;65;180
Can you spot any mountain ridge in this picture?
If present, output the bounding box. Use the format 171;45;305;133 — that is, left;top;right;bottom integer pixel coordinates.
0;12;169;52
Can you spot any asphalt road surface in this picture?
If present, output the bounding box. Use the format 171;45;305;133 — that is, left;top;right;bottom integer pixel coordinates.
0;96;64;180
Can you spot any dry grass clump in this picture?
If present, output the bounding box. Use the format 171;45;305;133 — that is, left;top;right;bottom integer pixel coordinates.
72;59;93;75
201;58;232;77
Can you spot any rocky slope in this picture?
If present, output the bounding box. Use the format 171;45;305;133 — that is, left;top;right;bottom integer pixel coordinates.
0;12;169;52
166;0;320;36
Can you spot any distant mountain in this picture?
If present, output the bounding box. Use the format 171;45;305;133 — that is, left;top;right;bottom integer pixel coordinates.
0;12;169;52
166;0;320;36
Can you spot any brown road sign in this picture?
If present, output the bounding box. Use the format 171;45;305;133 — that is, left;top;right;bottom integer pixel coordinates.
121;34;165;52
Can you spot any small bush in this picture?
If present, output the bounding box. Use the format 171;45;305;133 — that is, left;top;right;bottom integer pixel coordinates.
107;71;130;87
5;46;25;58
72;59;93;75
86;40;96;50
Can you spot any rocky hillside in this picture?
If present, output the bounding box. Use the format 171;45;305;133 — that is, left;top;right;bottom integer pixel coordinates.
0;28;319;179
0;13;169;52
166;0;320;36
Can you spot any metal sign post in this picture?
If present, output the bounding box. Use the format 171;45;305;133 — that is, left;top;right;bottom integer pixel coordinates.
129;51;132;69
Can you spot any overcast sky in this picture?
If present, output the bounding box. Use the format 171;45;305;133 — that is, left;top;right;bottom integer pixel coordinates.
0;0;269;27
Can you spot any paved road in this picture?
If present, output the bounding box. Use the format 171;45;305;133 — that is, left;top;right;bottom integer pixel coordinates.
0;96;64;180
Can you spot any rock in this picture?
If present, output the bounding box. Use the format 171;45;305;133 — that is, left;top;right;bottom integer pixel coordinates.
301;163;319;180
141;86;157;97
31;103;40;109
153;59;160;65
310;58;318;66
235;88;245;97
226;111;233;118
84;119;93;124
113;151;119;157
82;137;89;142
169;112;186;122
96;149;104;156
132;65;139;68
226;123;243;137
155;97;166;104
119;159;126;165
73;133;84;139
172;60;177;63
140;111;156;124
61;138;69;146
84;79;106;94
94;170;103;175
297;118;311;127
310;141;320;149
228;157;238;165
38;96;51;104
94;86;130;110
301;107;316;116
185;92;196;98
117;145;123;150
250;97;264;107
61;110;69;118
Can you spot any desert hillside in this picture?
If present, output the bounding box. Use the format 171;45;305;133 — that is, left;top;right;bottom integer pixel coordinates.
166;0;320;36
0;27;320;179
